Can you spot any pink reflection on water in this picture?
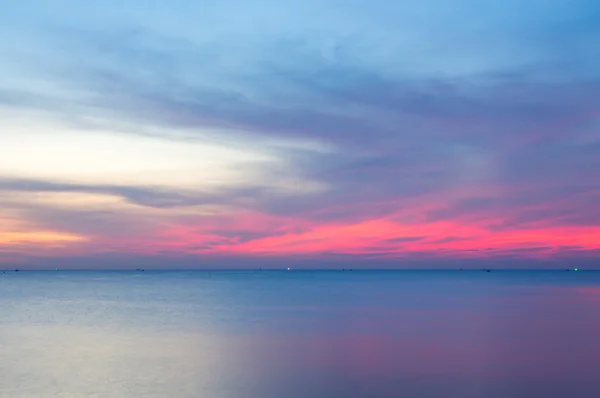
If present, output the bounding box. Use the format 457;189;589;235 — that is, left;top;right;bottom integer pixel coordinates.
235;285;600;397
572;286;600;302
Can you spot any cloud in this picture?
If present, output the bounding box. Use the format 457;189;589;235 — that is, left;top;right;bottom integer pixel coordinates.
0;178;204;208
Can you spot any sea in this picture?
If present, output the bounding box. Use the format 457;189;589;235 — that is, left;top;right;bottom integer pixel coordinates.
1;269;600;398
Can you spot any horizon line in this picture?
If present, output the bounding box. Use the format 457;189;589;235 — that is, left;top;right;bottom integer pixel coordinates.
2;268;597;272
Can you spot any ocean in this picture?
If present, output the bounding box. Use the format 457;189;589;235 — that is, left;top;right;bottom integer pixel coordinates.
1;270;600;398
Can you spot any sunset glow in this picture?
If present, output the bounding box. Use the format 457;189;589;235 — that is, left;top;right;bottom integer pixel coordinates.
1;0;599;268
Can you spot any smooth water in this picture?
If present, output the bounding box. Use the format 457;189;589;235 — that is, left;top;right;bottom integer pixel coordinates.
1;270;600;398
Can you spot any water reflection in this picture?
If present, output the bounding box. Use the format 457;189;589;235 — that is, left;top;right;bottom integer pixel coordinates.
1;271;600;398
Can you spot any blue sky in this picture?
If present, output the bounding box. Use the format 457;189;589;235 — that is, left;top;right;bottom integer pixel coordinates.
1;0;599;268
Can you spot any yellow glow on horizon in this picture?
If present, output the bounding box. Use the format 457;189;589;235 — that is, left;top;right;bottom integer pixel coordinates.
0;231;87;245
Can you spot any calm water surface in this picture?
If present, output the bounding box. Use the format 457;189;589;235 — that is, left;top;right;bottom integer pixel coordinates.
1;270;600;398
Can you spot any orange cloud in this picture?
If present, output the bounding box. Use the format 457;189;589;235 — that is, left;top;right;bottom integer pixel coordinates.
0;231;87;246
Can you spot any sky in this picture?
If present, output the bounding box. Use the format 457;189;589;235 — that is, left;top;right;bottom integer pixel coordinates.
1;0;599;269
